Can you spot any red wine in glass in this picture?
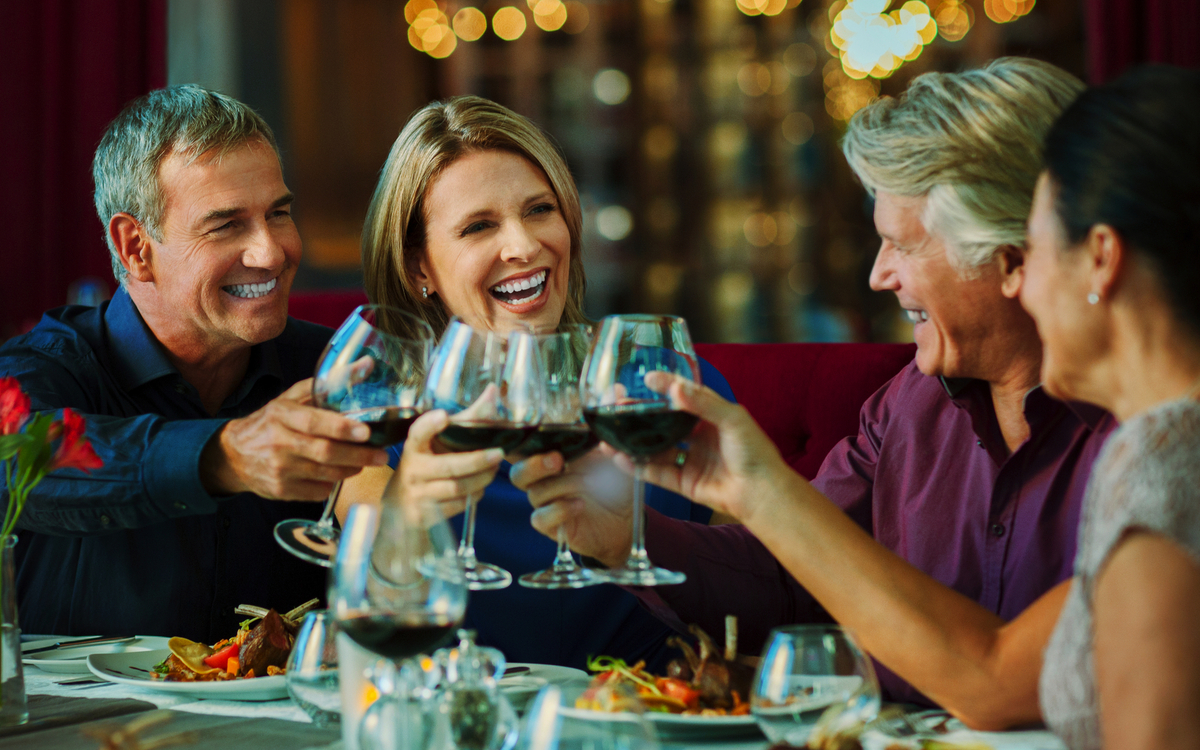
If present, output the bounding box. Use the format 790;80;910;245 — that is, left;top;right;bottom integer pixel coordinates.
583;406;698;459
517;424;599;462
435;421;535;453
338;612;460;661
343;406;422;447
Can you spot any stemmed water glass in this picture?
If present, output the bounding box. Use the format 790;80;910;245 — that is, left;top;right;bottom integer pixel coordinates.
274;304;434;567
424;317;544;590
518;325;600;589
581;314;700;586
750;625;881;748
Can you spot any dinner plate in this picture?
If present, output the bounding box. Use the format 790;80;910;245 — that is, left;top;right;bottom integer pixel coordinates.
498;663;589;711
87;648;287;701
558;704;762;740
22;636;171;674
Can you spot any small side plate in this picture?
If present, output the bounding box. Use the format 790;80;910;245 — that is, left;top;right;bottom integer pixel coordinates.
23;636;171;674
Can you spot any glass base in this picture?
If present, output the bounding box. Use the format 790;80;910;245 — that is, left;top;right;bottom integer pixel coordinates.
463;562;512;591
518;565;600;589
594;564;686;587
275;519;340;568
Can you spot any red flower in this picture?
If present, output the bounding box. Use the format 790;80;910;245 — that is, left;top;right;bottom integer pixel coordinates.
0;377;30;436
49;409;103;473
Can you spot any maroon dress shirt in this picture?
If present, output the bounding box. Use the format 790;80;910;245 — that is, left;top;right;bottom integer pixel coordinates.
632;360;1115;705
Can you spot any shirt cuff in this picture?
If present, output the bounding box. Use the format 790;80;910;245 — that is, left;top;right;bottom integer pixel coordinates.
143;418;230;518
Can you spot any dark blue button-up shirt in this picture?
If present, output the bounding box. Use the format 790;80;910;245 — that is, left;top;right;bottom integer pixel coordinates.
0;289;331;642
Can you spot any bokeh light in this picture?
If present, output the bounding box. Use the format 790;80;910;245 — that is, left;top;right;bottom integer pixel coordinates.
824;60;880;121
830;0;936;79
782;43;817;77
406;3;457;59
593;68;631;105
492;6;527;40
453;7;487;41
932;0;972;40
781;112;814;145
563;1;589;33
984;0;1034;23
596;205;633;241
531;0;568;30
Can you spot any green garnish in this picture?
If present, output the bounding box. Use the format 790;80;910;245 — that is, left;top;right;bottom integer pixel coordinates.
239;617;260;630
585;655;662;696
151;657;170;675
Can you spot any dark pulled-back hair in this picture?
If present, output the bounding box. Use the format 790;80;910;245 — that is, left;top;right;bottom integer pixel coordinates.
1043;65;1200;332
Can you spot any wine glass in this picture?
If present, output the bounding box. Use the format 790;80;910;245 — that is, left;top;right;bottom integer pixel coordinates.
750;625;881;748
330;482;468;749
518;325;601;589
517;685;658;750
425;317;544;590
581;314;700;586
274;304;434;567
286;610;341;727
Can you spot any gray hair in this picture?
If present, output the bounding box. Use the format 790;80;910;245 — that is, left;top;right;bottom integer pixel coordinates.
842;58;1084;274
92;84;279;285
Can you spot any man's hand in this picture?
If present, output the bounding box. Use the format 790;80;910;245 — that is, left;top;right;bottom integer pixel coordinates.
200;379;390;500
511;449;634;568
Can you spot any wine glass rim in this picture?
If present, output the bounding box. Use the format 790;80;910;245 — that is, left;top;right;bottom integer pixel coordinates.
351;304;436;340
602;313;687;324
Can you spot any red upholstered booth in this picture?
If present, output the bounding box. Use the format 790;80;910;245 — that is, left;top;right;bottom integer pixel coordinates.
287;291;916;475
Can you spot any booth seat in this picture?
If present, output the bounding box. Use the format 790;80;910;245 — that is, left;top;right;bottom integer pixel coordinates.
287;290;916;476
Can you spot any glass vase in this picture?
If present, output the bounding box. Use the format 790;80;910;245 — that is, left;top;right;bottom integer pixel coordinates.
0;536;28;726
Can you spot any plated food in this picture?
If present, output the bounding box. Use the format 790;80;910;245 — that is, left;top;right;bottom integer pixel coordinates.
576;617;756;716
153;599;316;682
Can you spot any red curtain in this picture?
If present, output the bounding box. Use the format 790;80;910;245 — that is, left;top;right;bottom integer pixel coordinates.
0;1;166;338
1087;0;1200;83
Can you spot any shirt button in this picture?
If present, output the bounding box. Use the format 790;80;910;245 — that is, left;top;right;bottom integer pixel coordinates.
173;502;187;511
100;515;110;527
991;523;1006;537
223;517;232;529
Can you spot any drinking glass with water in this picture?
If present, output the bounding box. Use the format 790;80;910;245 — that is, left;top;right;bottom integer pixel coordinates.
287;610;342;726
750;625;881;747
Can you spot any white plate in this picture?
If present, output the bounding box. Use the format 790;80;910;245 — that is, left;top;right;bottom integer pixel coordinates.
499;663;589;711
559;705;762;740
22;636;171;674
87;648;287;701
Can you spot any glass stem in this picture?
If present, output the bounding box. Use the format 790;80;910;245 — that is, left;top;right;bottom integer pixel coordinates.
458;492;479;570
626;462;650;572
311;481;342;537
552;527;577;571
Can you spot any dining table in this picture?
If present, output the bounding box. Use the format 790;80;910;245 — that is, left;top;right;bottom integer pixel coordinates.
6;656;1071;750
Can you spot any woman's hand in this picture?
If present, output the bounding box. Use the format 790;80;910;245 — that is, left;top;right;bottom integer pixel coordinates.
395;409;506;518
627;371;792;524
510;448;634;568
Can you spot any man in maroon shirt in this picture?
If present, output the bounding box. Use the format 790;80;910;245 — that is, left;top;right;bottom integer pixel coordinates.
512;58;1112;716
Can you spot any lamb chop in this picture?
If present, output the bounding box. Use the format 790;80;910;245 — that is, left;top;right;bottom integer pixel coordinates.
665;616;755;709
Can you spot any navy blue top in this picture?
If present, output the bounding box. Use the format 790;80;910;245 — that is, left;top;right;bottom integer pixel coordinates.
388;358;734;672
0;289;330;642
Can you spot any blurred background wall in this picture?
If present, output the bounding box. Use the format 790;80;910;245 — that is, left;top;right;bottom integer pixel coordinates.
1;0;1197;343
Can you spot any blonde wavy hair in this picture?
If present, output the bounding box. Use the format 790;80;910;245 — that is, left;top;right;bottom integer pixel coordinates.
361;96;589;340
842;57;1084;274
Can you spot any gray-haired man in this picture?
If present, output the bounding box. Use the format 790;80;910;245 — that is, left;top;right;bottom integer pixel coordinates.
0;85;387;641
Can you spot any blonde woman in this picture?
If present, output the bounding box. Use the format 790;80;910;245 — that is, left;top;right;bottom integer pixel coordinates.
340;96;736;670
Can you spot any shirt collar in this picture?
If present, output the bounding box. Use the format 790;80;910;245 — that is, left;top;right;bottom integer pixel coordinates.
941;373;1109;431
104;288;178;391
103;288;286;403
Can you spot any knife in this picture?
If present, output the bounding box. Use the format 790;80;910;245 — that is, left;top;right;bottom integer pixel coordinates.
23;636;137;656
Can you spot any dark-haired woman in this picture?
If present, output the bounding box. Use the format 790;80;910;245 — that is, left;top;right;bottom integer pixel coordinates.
549;66;1199;749
1022;65;1200;749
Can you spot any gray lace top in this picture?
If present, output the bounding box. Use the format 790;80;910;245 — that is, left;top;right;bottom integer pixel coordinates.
1040;397;1200;749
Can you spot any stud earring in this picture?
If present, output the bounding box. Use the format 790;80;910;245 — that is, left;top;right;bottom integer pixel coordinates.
1087;293;1099;305
422;286;428;299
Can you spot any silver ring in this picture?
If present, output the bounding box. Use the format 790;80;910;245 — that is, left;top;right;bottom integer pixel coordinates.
674;449;687;468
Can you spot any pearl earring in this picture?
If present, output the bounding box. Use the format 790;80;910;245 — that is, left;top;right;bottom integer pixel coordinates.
422;286;428;299
1087;293;1099;305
